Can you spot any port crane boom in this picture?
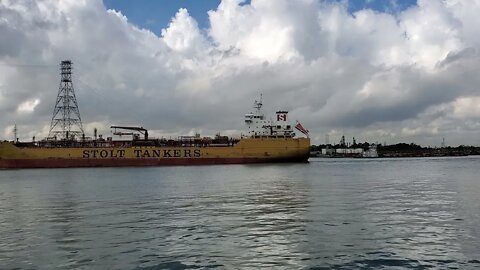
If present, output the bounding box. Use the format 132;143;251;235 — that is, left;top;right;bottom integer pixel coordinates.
110;126;149;140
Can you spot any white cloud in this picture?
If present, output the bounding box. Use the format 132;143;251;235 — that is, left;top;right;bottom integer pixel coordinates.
16;99;40;113
452;96;480;119
1;0;480;146
400;0;463;70
208;0;321;62
161;8;207;56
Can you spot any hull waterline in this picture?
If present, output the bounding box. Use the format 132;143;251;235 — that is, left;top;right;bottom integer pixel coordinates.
0;138;310;169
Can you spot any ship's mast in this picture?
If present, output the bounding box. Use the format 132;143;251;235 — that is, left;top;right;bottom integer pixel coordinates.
253;93;263;114
48;60;84;140
252;93;265;120
13;124;17;142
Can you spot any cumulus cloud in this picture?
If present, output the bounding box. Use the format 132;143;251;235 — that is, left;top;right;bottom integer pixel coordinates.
16;99;40;113
1;0;480;146
161;8;207;56
452;97;480;119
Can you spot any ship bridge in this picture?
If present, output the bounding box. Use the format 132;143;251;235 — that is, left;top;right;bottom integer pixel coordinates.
244;97;294;138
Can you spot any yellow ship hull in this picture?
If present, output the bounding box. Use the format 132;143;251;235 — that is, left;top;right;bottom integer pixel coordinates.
0;137;310;169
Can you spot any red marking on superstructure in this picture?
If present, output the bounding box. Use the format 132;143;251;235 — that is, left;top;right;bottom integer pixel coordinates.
277;114;287;121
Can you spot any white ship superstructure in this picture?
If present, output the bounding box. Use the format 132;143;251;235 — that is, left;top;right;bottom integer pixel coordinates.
244;96;295;137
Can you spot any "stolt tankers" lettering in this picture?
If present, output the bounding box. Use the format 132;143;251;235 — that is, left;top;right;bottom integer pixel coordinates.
82;149;201;158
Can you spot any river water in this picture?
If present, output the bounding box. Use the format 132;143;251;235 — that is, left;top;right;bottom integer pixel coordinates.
1;157;479;269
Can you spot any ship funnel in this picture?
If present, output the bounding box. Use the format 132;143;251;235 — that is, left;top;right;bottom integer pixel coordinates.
276;111;288;122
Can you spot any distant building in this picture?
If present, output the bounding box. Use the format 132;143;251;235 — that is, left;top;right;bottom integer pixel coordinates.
321;148;363;156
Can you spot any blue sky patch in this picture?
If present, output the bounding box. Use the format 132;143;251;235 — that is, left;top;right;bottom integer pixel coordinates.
103;0;417;34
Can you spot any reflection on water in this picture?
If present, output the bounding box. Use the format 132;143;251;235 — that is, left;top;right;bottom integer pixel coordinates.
1;157;480;269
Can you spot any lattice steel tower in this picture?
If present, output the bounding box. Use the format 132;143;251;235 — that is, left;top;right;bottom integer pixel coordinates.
48;60;84;140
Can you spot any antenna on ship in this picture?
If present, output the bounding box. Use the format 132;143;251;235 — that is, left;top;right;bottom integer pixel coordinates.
253;93;263;113
13;124;17;143
48;60;84;140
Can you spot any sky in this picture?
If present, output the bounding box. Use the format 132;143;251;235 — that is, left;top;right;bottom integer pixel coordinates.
1;0;480;147
102;0;222;30
102;0;418;31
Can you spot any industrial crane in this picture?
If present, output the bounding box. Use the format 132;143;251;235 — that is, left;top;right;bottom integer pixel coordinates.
110;126;149;140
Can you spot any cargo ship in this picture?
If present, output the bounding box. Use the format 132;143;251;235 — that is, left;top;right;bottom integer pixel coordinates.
0;98;310;169
0;61;309;169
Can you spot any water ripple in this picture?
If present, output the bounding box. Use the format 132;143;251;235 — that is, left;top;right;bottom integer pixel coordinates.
0;157;479;269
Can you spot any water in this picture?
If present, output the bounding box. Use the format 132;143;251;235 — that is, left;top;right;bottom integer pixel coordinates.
1;157;480;269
